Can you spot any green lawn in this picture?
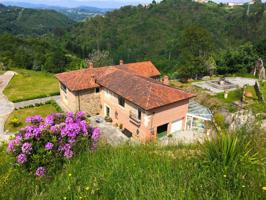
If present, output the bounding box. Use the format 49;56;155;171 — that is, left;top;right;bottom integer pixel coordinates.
216;89;243;104
3;68;59;102
0;70;5;75
0;130;265;199
5;103;59;133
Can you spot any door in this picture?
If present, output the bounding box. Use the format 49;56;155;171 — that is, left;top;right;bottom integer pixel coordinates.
171;119;183;133
157;124;168;139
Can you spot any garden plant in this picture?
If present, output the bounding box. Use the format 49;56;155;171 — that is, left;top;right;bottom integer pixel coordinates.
6;112;100;177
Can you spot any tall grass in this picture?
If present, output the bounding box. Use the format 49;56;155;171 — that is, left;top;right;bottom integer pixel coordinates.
201;133;259;168
0;130;265;199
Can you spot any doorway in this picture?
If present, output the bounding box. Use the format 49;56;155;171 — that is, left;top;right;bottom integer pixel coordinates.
157;123;168;138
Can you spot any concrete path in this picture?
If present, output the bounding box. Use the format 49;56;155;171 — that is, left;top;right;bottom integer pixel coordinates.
0;71;16;142
90;116;129;145
14;95;60;109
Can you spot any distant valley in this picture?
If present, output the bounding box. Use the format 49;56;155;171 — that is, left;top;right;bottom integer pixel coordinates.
2;1;113;21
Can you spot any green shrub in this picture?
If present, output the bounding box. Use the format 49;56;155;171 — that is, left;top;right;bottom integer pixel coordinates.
9;117;21;128
201;133;259;169
104;116;113;123
214;112;227;129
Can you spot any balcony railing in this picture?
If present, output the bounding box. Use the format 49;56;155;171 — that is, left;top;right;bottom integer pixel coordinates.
129;111;141;126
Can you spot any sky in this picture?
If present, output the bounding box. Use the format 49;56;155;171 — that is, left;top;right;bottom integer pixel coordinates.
0;0;263;8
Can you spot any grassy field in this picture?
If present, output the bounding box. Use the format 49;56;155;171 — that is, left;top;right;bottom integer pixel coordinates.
3;68;59;102
0;130;265;199
4;103;60;132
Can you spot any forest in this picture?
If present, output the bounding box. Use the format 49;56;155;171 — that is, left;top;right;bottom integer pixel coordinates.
0;0;266;78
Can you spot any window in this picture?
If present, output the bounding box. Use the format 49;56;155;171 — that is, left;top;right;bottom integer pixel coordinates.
61;83;67;93
105;106;110;117
138;109;142;120
118;96;125;107
95;88;100;93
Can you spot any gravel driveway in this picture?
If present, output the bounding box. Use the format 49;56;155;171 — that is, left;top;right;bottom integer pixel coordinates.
0;71;16;142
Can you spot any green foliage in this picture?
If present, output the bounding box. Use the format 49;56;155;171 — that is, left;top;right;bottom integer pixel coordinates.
85;50;113;67
214;112;227;129
0;5;74;35
0;34;72;73
216;89;243;104
1;1;266;76
65;0;266;76
217;42;259;74
201;132;259;169
4;103;60;133
9;117;21;128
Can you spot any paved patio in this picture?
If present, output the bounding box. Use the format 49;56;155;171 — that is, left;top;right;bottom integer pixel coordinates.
192;77;257;94
90;116;129;145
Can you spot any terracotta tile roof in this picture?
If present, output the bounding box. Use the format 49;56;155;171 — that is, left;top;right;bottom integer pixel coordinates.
55;67;117;91
56;61;161;92
97;70;194;110
116;61;161;77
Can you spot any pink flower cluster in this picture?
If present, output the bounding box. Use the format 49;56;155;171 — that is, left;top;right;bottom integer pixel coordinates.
7;112;100;177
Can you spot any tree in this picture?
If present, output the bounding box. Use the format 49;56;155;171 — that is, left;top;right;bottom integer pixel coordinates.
85;50;113;68
176;26;215;79
217;42;258;74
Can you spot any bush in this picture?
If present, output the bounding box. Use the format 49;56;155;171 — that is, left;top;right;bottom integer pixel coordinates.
9;117;21;128
214;112;227;129
6;112;100;177
104;116;113;123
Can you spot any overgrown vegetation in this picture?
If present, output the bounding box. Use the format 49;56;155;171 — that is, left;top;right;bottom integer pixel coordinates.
3;68;59;102
0;128;265;199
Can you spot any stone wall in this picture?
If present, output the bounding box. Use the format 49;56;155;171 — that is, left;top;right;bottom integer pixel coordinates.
79;89;101;116
59;85;78;112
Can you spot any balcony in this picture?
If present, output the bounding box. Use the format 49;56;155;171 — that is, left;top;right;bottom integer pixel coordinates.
129;111;141;127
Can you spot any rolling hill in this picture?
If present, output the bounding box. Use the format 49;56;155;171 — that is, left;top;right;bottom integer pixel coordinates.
0;4;75;35
2;2;112;21
66;0;266;73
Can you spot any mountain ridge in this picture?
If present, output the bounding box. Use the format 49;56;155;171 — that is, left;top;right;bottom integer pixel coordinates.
0;4;75;35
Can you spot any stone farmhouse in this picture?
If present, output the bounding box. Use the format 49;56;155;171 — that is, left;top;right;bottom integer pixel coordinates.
56;61;194;142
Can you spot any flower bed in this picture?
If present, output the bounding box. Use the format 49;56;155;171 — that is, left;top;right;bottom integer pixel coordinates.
7;112;100;177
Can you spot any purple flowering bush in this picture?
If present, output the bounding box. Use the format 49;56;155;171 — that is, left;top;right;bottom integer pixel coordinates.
7;112;100;177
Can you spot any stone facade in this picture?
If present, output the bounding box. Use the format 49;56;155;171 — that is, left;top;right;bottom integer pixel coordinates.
59;83;78;112
79;89;101;116
60;83;102;116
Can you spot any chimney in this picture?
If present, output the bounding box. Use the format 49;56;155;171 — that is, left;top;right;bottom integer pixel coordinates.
119;59;124;65
88;62;93;69
162;75;169;85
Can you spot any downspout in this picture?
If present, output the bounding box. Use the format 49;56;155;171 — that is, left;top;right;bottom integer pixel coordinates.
78;91;81;112
150;111;155;140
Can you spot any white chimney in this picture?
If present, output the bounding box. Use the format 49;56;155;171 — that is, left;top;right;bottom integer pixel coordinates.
89;62;93;69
